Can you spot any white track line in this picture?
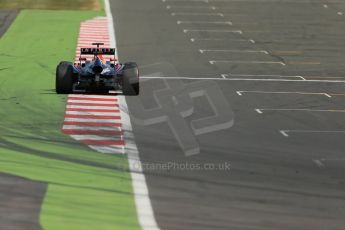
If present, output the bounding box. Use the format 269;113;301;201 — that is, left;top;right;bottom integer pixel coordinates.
172;12;223;16
256;108;345;114
223;78;345;83
184;29;242;34
200;49;268;54
139;76;345;83
164;0;289;1
222;73;305;80
167;5;216;9
139;75;345;83
191;38;252;42
313;158;345;168
105;0;161;229
163;0;209;2
255;109;263;114
177;21;232;25
210;60;286;65
279;130;289;137
236;91;331;98
313;159;325;167
280;130;345;137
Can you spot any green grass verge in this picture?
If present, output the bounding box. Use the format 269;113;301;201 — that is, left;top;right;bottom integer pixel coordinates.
0;10;140;230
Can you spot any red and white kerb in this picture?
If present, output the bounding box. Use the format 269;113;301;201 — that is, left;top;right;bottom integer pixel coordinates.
62;17;124;154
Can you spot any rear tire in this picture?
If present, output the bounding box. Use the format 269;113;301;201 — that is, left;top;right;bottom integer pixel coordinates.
122;62;139;96
56;61;75;94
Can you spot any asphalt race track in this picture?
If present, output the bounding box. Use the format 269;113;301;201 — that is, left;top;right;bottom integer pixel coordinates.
0;10;17;38
110;0;345;229
0;173;46;230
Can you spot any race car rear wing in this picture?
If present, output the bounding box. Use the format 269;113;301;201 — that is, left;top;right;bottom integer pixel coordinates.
80;48;115;55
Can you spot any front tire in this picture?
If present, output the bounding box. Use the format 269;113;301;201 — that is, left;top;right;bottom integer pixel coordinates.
56;61;75;94
122;62;139;96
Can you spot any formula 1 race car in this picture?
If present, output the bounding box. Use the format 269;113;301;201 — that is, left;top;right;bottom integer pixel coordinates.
55;43;139;95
